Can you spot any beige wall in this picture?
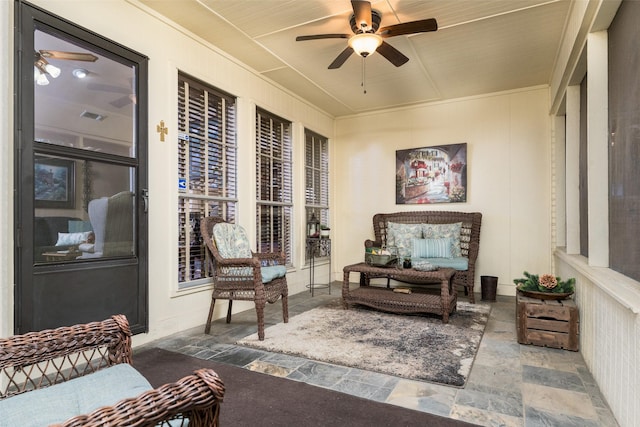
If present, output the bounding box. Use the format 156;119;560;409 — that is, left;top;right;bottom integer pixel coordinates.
1;0;334;344
1;1;636;426
333;87;552;295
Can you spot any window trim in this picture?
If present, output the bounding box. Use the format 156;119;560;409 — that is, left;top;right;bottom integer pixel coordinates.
255;107;293;266
177;72;237;290
304;129;330;261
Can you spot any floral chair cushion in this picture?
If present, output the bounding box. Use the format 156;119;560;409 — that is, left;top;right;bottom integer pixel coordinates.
212;222;286;283
213;223;252;259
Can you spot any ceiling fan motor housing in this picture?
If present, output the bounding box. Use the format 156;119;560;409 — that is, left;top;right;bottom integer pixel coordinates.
350;9;381;34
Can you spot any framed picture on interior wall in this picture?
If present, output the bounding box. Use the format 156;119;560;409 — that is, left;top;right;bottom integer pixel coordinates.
395;143;467;204
34;156;75;209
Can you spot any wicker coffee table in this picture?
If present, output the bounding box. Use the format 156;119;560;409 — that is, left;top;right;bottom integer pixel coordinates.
342;263;457;322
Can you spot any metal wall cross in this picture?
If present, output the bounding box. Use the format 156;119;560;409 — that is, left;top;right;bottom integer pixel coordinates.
156;120;168;142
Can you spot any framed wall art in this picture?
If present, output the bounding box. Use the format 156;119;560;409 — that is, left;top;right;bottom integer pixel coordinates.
34;156;75;209
396;143;467;204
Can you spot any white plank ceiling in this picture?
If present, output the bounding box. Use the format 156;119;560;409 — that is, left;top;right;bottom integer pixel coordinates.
139;0;571;117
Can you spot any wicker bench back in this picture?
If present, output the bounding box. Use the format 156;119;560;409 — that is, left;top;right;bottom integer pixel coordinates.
366;211;482;302
0;315;225;427
0;315;132;399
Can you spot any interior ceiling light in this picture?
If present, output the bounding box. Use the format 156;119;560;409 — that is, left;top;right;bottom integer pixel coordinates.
72;68;89;79
348;33;382;57
34;52;61;85
34;67;49;86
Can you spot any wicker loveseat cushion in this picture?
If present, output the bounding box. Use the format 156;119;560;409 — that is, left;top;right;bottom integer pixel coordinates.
0;364;152;427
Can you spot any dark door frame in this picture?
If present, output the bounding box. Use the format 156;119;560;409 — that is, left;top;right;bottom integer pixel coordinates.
14;0;149;334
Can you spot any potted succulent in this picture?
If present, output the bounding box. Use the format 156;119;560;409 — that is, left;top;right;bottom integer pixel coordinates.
320;225;330;238
514;271;575;300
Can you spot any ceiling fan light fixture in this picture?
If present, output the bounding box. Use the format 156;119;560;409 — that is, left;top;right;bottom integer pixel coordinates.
348;33;382;57
36;71;49;86
44;63;61;78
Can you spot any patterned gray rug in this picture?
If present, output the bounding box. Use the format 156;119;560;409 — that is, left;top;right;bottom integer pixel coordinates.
237;300;491;387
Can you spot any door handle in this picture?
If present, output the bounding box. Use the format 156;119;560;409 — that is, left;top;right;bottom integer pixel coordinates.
141;189;149;213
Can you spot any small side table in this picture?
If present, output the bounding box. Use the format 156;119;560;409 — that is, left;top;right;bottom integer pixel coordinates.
306;237;331;296
516;293;579;351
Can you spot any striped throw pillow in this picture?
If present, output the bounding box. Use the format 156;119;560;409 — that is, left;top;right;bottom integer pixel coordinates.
412;238;453;258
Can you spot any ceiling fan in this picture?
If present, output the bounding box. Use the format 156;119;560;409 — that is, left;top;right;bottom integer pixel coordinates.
296;0;437;69
34;49;98;86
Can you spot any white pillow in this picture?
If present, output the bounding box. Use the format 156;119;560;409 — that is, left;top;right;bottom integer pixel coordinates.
55;231;92;246
412;238;453;258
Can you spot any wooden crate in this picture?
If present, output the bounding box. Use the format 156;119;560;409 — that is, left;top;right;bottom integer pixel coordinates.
516;293;579;351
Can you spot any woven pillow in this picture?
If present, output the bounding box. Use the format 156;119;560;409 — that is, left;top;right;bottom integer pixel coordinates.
421;222;463;257
412;238;453;258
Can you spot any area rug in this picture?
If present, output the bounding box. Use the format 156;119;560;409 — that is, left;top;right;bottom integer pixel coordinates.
237;301;491;387
134;347;479;427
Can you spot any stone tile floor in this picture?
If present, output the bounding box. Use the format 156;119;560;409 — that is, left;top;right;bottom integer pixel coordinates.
140;283;619;427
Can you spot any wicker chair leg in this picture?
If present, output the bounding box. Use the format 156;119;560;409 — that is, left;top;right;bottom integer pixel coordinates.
205;298;217;334
282;295;289;323
226;300;233;323
256;303;266;341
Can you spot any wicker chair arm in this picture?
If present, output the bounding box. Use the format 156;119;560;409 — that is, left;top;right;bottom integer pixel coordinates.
0;315;131;374
51;368;225;427
467;241;480;263
211;254;261;268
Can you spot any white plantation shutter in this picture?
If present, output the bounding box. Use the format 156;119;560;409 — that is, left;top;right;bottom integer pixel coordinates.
178;73;237;287
304;130;329;260
256;108;293;266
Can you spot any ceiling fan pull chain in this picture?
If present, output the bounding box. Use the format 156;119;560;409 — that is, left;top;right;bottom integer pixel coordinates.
362;56;367;94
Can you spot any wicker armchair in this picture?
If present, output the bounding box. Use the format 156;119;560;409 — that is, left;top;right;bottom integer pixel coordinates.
201;216;289;340
365;211;482;303
0;315;224;427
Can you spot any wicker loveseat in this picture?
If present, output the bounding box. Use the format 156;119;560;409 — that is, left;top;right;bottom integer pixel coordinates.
0;315;224;427
364;211;482;303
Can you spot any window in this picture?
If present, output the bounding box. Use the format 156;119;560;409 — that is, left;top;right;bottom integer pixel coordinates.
608;0;640;281
178;73;237;287
256;108;293;266
305;129;330;260
579;76;588;257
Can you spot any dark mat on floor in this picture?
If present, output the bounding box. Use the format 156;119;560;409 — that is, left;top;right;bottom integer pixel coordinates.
134;347;479;427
